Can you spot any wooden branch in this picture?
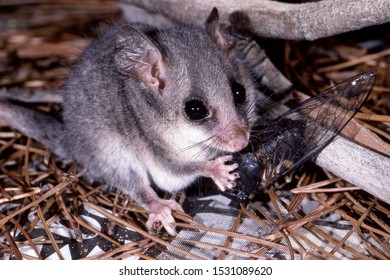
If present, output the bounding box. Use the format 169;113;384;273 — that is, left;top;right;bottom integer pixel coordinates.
123;0;390;40
315;136;390;205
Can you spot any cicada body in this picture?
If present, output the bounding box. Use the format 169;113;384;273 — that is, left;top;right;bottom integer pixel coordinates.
224;71;377;202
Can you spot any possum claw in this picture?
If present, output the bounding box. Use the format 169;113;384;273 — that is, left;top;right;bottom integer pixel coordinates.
145;199;184;236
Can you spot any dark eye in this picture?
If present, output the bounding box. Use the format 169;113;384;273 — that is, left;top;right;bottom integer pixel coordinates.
184;98;209;121
231;81;246;105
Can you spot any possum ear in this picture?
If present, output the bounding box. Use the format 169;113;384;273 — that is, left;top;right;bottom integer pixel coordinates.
205;7;236;55
114;25;167;91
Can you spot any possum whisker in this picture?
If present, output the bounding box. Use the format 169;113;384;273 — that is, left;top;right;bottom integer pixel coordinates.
170;134;219;160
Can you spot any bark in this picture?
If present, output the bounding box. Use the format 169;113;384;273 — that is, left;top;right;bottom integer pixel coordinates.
123;0;390;40
316;136;390;204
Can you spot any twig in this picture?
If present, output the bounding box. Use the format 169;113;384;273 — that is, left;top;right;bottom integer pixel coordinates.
0;181;70;227
8;218;43;259
82;201;205;260
173;222;291;252
0;188;42;203
1;225;23;260
329;199;377;255
172;237;267;260
318;48;390;73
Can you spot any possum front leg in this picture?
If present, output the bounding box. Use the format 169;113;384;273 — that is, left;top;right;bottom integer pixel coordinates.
141;155;239;235
131;155;239;235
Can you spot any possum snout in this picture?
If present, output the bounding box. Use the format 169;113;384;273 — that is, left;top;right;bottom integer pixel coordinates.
229;126;249;152
217;124;249;153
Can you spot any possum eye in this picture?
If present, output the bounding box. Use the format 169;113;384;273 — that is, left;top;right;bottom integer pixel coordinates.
231;81;246;105
184;98;209;121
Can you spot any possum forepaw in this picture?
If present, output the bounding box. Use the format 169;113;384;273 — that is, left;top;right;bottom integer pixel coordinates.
200;155;239;191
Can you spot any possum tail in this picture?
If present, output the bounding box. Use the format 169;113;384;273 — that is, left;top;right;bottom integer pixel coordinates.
0;97;66;158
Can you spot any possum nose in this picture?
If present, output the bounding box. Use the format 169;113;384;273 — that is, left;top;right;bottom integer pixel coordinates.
232;135;249;152
229;129;249;152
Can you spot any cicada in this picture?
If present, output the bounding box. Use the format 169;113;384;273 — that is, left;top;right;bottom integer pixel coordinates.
225;71;377;202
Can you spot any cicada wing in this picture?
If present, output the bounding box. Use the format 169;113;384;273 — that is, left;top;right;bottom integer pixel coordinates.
255;70;376;186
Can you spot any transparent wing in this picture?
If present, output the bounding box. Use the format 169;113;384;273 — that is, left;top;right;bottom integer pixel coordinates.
232;70;376;196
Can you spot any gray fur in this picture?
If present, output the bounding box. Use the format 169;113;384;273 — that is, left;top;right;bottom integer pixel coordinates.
62;18;257;214
0;10;258;235
0;99;65;157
